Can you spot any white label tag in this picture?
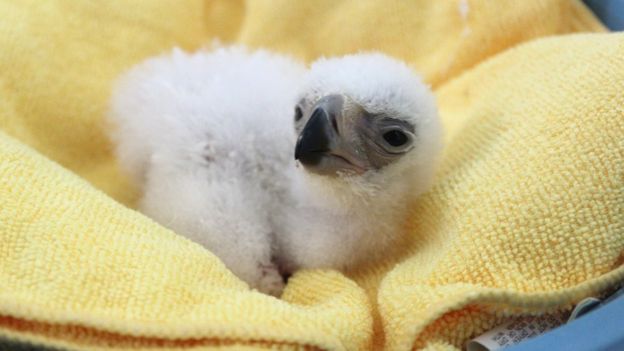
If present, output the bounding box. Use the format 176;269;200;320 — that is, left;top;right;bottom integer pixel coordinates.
466;286;623;351
466;313;567;351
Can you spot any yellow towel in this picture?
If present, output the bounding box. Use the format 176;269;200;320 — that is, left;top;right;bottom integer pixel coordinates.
0;1;622;350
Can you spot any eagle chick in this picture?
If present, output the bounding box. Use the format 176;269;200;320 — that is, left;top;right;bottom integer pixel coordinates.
109;48;442;296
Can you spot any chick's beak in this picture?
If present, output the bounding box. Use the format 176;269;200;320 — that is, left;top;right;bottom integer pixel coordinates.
295;95;366;175
294;105;334;166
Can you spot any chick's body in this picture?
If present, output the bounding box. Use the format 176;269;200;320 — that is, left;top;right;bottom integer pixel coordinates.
110;47;442;296
109;47;304;295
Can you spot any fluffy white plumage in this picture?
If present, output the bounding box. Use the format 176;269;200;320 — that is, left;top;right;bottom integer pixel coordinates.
108;46;442;296
109;47;304;295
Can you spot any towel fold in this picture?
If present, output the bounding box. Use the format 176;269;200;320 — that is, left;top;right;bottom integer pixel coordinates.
0;1;622;350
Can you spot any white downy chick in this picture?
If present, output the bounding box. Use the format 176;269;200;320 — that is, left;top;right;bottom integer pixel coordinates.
108;46;304;296
276;53;442;273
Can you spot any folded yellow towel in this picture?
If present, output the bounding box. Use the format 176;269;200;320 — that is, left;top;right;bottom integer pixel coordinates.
0;1;622;350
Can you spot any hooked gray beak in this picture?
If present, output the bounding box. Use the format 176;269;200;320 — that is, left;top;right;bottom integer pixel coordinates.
294;104;334;165
295;95;366;175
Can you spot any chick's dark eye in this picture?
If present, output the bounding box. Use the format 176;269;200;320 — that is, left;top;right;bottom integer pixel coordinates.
383;130;408;147
294;106;303;122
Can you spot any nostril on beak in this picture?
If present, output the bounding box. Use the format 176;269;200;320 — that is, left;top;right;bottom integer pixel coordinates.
329;113;339;134
310;106;339;135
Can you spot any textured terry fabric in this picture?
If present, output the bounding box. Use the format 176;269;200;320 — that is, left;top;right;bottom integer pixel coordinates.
0;1;622;351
